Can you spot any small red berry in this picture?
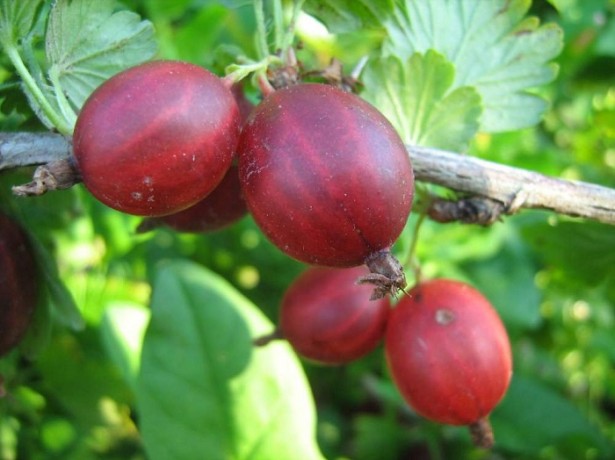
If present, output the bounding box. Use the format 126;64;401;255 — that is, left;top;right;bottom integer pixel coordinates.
385;279;512;447
274;266;390;365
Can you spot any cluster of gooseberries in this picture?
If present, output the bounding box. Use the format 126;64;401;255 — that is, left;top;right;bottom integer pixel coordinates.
4;58;512;448
72;59;414;298
259;267;512;449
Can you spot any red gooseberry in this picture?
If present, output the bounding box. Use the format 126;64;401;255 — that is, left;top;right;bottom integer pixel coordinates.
73;60;241;217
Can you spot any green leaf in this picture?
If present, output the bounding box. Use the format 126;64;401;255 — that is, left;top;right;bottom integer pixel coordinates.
0;0;43;45
29;233;85;331
303;0;394;34
492;374;613;455
463;225;542;331
137;260;324;460
380;0;563;132
362;52;482;151
307;0;563;133
100;302;149;391
523;220;615;287
45;0;157;117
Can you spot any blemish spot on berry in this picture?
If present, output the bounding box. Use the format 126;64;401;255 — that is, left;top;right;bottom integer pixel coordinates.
435;308;455;325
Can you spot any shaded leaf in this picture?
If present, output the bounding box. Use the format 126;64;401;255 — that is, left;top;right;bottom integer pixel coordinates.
29;233;85;331
362;51;482;150
137;260;323;460
463;226;542;331
492;374;612;455
522;219;615;286
303;0;394;34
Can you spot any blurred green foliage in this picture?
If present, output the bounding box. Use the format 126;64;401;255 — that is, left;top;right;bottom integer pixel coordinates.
0;1;614;459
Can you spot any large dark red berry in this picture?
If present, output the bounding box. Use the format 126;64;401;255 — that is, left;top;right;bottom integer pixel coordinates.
138;164;247;233
137;84;254;233
0;212;39;357
73;60;241;217
237;83;413;298
385;279;512;448
271;266;390;365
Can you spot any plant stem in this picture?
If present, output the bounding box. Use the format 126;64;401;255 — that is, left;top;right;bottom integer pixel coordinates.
280;0;305;51
402;211;427;281
5;133;615;226
253;0;270;60
3;44;72;136
272;0;284;51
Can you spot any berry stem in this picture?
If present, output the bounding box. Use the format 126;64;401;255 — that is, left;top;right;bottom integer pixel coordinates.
253;328;284;347
468;416;495;449
359;249;407;300
402;211;427;282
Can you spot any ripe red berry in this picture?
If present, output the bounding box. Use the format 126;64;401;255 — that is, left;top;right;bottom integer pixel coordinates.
73;60;241;217
0;213;39;357
273;266;390;365
385;279;512;447
237;83;413;298
138;164;247;233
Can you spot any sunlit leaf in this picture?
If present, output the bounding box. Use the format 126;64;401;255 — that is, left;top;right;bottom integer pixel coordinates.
307;0;562;133
362;51;482;150
137;260;323;460
45;0;157;115
100;302;149;391
383;0;563;132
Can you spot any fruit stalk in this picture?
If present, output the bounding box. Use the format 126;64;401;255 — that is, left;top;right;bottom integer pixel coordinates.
468;416;495;449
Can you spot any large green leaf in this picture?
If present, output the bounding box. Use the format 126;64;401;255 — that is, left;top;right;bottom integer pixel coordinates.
382;0;563;132
137;260;323;460
361;51;482;150
45;0;157;119
307;0;562;134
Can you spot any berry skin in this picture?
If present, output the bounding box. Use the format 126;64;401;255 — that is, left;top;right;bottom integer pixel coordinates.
0;213;39;357
137;83;253;233
138;164;247;233
73;60;241;217
277;266;390;365
237;83;413;296
385;279;512;447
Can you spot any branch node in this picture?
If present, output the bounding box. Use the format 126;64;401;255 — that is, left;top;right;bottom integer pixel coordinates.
427;196;506;226
12;158;81;196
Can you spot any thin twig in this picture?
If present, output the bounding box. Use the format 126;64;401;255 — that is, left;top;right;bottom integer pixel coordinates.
1;132;614;225
408;145;615;225
0;132;71;170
